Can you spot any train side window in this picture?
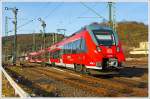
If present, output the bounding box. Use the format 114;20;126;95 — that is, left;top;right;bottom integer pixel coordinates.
72;41;76;54
66;44;68;54
80;38;87;52
68;43;70;54
63;45;65;55
66;43;69;54
53;51;59;59
64;44;66;54
65;44;67;54
67;43;69;54
69;43;71;54
76;39;81;53
74;40;77;53
57;50;60;58
74;41;77;53
70;42;73;54
60;49;62;55
69;43;72;54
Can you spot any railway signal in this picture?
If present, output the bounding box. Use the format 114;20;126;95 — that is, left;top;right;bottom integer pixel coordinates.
38;18;46;66
5;7;18;65
38;18;46;49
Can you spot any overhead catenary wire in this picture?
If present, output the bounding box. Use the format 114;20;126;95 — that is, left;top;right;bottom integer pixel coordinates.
17;19;34;29
77;17;102;18
80;2;107;21
43;2;64;19
5;3;53;34
77;3;97;18
7;19;34;33
7;17;30;20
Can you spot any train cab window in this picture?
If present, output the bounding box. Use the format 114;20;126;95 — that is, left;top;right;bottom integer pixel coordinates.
93;30;116;46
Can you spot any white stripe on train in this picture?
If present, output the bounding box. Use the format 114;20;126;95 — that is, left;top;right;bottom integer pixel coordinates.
54;62;102;70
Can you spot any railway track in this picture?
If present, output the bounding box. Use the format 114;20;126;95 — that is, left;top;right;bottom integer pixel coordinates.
39;66;147;89
33;66;148;96
5;67;59;97
5;64;148;97
30;67;110;96
6;66;109;96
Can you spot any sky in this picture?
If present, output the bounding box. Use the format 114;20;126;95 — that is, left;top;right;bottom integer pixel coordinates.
2;2;148;36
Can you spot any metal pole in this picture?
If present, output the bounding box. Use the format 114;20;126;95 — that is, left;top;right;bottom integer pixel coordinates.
43;23;46;67
32;31;36;51
53;33;55;44
12;7;18;66
5;16;8;62
112;3;117;32
108;2;113;28
55;33;57;43
5;7;19;65
42;23;46;50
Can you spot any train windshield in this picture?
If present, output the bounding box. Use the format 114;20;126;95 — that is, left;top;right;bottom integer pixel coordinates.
93;30;116;46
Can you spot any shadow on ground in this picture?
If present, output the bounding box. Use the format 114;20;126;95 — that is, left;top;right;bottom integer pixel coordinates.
92;67;148;79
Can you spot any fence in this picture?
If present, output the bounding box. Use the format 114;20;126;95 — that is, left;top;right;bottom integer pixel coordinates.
1;67;30;98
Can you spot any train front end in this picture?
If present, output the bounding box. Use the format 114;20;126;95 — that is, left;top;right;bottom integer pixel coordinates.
86;23;125;70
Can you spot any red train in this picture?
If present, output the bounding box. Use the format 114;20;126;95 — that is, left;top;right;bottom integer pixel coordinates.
27;23;125;73
27;49;49;63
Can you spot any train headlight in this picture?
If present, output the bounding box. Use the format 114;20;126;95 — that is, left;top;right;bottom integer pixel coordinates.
97;46;101;52
117;46;120;52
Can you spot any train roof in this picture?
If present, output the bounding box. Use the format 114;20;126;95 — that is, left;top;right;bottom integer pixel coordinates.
86;22;112;31
69;22;112;37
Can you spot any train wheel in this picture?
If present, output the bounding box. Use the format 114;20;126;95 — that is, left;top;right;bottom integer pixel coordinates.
74;64;77;72
75;64;82;72
52;62;55;67
81;65;90;75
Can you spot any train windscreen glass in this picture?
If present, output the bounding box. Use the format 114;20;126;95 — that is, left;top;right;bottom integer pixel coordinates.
93;30;116;46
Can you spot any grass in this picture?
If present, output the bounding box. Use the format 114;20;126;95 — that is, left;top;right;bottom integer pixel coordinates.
2;74;16;97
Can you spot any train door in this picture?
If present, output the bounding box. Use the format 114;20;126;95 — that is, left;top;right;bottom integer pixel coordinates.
58;45;65;67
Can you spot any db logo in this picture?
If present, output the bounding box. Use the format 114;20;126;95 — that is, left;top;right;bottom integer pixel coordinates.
107;49;112;53
67;56;71;59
